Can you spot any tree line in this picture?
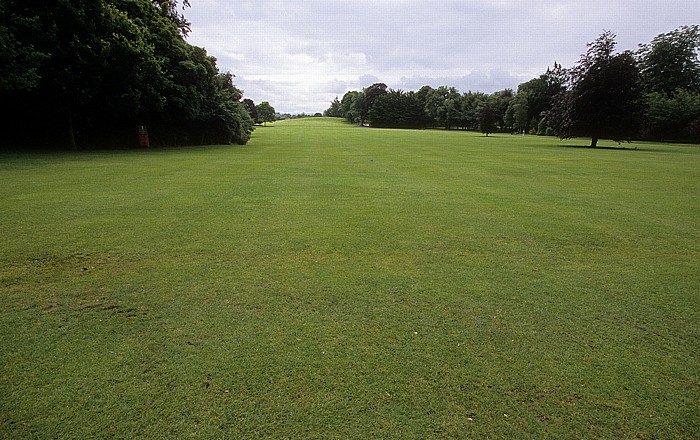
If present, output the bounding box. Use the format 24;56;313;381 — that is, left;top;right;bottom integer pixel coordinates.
1;0;269;149
326;26;700;145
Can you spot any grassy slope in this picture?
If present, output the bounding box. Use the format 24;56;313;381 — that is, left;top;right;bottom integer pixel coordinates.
1;118;698;438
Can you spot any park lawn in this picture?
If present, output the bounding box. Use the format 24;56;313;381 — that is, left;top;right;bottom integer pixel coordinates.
1;118;698;438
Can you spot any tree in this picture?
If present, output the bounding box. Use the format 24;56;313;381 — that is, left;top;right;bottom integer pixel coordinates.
460;92;488;130
505;93;529;133
362;83;388;125
367;89;428;128
256;101;276;126
1;0;253;149
339;90;364;123
0;1;48;94
637;25;700;142
478;102;498;136
644;89;700;141
324;97;343;117
637;25;700;95
243;99;260;124
424;86;460;129
549;31;645;147
511;65;566;132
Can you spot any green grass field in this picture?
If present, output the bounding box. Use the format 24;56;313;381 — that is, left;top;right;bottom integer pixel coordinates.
1;118;698;438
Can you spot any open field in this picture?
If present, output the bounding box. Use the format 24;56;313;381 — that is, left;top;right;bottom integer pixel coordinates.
1;118;699;438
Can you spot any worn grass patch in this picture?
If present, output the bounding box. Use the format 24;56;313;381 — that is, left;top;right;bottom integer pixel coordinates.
1;118;699;438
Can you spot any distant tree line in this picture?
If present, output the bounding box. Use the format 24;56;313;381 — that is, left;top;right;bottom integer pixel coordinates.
0;0;270;149
326;25;700;144
276;112;325;120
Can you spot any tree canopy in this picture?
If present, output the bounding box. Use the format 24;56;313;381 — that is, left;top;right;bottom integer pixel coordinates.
326;25;697;144
256;102;276;126
637;25;700;96
0;0;256;149
548;31;645;147
637;25;700;141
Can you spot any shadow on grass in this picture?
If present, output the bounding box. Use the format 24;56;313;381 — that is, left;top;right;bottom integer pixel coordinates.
556;143;698;153
560;144;640;151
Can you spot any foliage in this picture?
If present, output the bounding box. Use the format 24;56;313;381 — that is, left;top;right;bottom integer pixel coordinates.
637;25;700;142
327;86;500;132
505;93;528;132
367;89;429;128
644;89;700;141
508;65;566;132
362;83;388;124
0;0;254;148
478;102;498;135
256;101;276;126
243;98;260;124
326;26;697;143
324;97;343;117
548;31;645;147
338;90;364;123
637;25;700;95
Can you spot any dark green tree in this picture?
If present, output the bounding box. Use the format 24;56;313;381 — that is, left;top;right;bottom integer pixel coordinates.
0;1;48;94
324;97;343;117
478;102;498;136
256;101;276;126
489;89;514;131
362;83;388;124
459;92;488;130
1;0;253;149
424;86;460;129
339;90;364;123
243;99;260;124
367;89;429;128
505;93;529;133
637;25;700;141
511;65;566;132
644;89;700;141
637;25;700;95
549;31;645;147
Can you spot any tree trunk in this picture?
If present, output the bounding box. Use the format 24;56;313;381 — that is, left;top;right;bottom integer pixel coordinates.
590;137;598;148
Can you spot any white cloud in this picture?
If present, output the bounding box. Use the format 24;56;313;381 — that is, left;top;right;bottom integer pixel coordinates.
186;0;700;113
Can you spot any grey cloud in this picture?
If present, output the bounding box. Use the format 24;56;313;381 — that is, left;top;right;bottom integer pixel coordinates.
358;74;382;87
397;69;530;94
187;0;699;113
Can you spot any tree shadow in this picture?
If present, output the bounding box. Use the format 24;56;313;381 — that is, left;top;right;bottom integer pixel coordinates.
559;144;640;151
555;143;691;153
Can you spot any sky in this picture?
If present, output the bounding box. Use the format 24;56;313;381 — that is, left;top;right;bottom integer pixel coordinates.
185;0;699;114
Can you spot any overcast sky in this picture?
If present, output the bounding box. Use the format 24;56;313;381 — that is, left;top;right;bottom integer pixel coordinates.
185;0;699;114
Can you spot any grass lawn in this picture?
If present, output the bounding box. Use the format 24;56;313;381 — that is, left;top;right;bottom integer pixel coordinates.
1;118;698;438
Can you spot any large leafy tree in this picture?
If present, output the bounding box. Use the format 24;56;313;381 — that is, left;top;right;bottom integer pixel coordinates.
324;97;343;117
1;0;252;149
339;90;364;124
637;25;700;95
243;99;260;124
458;92;488;131
549;31;645;147
362;83;388;125
256;101;276;126
505;93;529;133
509;65;566;132
367;89;428;128
637;25;700;141
478;102;498;136
423;86;460;129
644;89;700;141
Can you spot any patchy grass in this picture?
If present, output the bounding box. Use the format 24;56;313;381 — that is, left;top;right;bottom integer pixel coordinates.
1;118;699;438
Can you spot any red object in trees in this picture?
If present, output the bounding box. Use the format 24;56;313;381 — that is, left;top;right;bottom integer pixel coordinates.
138;125;149;147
